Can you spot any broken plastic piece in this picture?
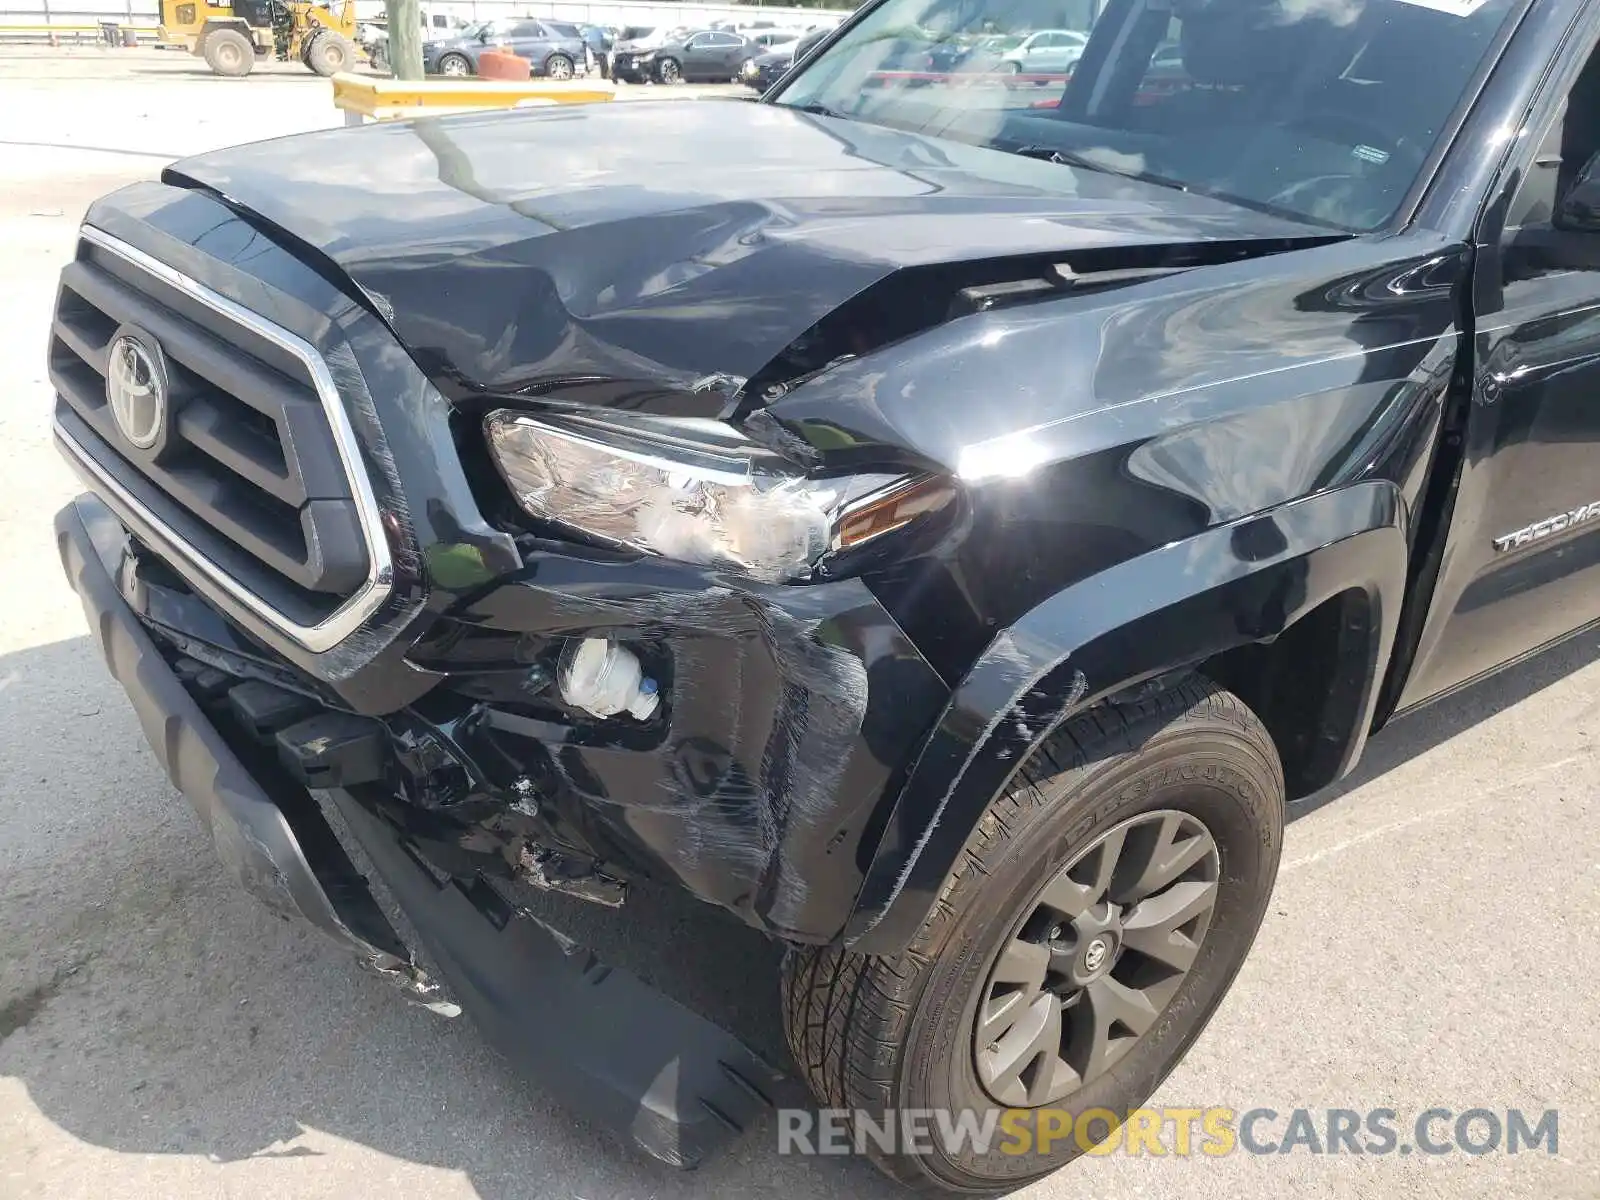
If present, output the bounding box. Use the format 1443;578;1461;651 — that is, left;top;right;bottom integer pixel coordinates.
518;844;628;908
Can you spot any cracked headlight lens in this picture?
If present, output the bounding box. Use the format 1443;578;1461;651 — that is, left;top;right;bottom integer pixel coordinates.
485;410;948;583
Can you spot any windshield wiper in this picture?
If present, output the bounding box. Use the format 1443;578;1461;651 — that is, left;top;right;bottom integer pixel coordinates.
786;100;848;120
1010;144;1191;194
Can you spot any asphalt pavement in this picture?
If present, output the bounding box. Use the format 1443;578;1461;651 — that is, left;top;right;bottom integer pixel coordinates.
0;44;1596;1200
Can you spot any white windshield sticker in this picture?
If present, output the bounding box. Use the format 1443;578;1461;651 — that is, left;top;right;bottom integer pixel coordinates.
1393;0;1493;15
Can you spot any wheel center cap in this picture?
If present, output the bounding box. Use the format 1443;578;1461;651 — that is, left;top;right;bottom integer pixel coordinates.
1083;937;1110;973
1080;935;1115;979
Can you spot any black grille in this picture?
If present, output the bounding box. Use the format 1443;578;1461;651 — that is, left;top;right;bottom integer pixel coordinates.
50;236;371;627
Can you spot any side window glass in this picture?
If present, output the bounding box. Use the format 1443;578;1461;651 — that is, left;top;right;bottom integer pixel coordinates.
1507;45;1600;233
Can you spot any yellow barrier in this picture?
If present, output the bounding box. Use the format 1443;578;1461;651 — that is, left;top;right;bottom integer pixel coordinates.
330;72;615;125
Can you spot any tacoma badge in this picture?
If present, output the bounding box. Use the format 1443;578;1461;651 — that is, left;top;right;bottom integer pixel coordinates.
1493;502;1600;553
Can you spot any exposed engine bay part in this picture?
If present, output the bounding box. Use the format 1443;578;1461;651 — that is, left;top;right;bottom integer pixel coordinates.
560;640;659;723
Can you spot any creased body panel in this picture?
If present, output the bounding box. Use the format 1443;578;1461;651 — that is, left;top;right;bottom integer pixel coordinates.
165;100;1326;401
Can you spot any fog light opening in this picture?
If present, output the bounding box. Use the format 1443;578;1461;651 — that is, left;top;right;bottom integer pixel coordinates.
557;637;660;721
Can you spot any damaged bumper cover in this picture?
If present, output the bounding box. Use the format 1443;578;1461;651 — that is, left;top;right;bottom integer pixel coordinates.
54;496;456;1014
431;545;948;941
54;494;789;1168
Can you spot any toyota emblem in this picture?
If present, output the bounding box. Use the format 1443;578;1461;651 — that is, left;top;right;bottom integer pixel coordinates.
106;333;166;450
1083;938;1109;972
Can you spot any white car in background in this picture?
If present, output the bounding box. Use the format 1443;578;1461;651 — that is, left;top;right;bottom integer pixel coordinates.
999;28;1087;75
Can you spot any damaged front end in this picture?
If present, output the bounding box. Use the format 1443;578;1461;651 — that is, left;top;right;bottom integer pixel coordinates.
58;494;799;1167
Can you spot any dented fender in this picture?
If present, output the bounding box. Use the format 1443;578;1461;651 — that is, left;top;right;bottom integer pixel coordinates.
843;481;1409;956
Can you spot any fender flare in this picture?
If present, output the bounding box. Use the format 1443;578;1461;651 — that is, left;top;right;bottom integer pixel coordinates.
843;480;1409;955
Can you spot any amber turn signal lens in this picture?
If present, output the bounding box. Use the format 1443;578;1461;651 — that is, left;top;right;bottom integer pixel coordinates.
833;476;954;551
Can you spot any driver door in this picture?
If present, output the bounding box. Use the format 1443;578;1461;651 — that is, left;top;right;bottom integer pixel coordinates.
1396;36;1600;706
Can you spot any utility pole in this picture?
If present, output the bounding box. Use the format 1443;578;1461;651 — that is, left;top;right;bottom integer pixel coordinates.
385;0;423;79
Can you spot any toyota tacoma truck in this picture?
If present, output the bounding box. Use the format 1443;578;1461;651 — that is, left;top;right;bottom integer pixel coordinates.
47;0;1600;1190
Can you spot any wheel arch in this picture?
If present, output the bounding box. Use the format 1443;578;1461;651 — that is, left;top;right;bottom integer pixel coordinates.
844;479;1409;956
197;18;255;48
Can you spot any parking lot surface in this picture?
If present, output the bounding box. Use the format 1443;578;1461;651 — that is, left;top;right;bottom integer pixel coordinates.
1;44;1597;1200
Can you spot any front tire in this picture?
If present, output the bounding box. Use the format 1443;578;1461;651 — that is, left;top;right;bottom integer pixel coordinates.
437;52;471;77
201;28;253;77
781;679;1283;1194
655;55;681;83
305;31;352;76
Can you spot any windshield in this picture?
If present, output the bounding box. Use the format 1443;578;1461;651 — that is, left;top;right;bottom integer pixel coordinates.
772;0;1522;230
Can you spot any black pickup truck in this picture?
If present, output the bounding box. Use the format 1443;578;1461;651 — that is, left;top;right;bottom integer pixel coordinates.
47;0;1600;1190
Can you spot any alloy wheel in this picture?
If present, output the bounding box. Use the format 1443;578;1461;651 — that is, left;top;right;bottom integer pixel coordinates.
440;55;468;76
973;809;1221;1107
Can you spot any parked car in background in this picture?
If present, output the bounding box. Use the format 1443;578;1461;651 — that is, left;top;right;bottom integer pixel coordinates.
613;28;756;84
746;26;830;93
361;8;471;72
999;28;1088;74
581;24;614;76
936;31;1024;73
423;18;586;79
747;29;799;49
607;24;673;75
542;20;593;72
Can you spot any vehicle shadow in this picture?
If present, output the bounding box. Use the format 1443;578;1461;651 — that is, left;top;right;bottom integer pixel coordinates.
125;67;343;79
0;626;1593;1196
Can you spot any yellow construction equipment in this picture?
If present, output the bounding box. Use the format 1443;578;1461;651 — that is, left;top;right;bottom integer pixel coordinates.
158;0;359;78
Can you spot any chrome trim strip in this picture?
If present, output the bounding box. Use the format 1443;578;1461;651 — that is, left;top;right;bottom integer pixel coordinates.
61;225;394;655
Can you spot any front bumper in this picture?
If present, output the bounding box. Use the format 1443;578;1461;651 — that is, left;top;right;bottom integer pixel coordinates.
55;493;786;1167
54;495;449;1007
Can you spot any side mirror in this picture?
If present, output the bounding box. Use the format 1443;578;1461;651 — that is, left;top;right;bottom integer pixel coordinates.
1557;152;1600;233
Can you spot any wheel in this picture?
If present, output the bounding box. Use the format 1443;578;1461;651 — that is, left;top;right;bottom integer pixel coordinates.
437;52;471;77
305;31;353;76
544;52;574;80
1005;59;1023;73
733;56;754;82
298;29;318;67
201;28;253;77
656;55;681;84
781;679;1284;1193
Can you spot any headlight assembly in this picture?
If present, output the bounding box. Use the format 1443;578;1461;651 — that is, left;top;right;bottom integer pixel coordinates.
485;410;950;583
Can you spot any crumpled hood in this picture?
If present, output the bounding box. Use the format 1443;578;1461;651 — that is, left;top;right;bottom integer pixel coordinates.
166;99;1324;404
